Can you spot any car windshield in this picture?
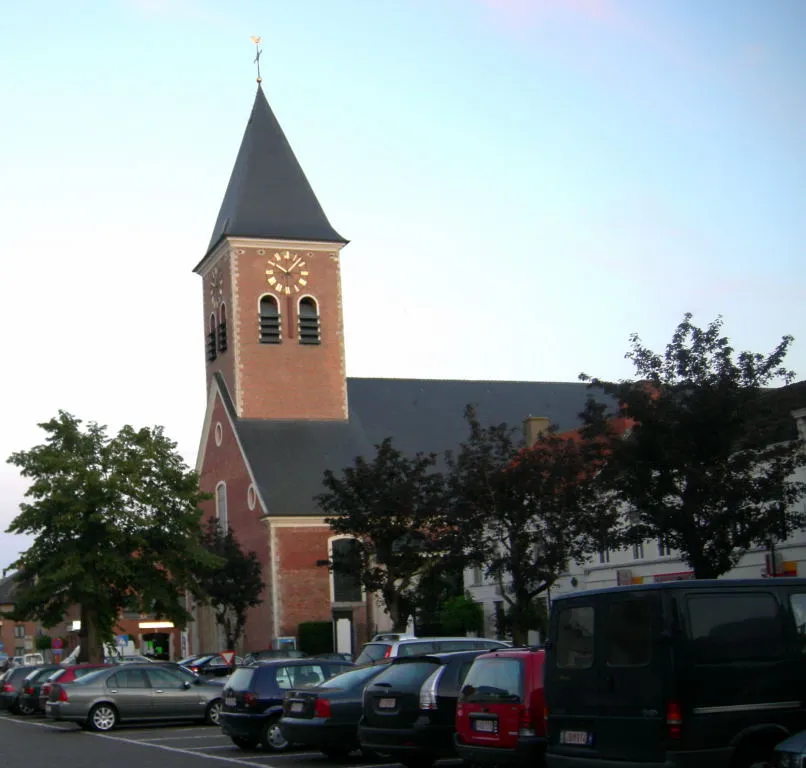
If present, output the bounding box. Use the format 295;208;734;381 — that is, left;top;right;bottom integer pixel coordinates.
73;669;111;685
226;668;255;691
354;644;391;666
460;658;522;703
316;664;387;692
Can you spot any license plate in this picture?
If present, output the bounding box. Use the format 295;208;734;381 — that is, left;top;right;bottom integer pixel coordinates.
290;701;304;713
560;730;591;746
472;719;497;733
378;697;396;709
224;697;236;707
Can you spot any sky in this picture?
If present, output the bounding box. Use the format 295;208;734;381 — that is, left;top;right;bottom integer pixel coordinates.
0;0;804;570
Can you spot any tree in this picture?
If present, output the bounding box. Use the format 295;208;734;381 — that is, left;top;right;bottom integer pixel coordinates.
197;518;264;649
445;407;617;646
580;313;806;578
5;411;220;663
316;438;446;632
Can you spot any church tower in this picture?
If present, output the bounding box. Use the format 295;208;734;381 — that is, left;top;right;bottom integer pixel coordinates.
193;86;349;421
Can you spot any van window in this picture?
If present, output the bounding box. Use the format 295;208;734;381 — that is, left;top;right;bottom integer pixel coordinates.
397;641;437;657
688;593;784;662
555;605;594;669
606;599;652;667
790;594;806;653
436;640;473;652
460;658;522;702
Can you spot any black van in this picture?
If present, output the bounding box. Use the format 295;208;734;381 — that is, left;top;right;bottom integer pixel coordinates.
544;578;806;768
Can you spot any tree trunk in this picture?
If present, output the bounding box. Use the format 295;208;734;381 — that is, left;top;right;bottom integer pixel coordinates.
79;604;103;663
510;601;529;648
383;590;409;632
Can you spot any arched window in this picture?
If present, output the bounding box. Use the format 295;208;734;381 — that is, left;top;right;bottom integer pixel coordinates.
215;482;228;532
298;297;320;345
206;314;217;362
259;295;281;343
217;303;227;353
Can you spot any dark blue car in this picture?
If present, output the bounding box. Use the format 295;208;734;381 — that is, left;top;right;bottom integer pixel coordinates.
220;658;353;751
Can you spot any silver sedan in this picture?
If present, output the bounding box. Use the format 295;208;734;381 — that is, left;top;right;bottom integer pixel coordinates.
45;663;223;732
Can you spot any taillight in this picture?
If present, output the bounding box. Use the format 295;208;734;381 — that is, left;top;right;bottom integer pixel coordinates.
314;697;331;718
2;683;13;693
518;705;535;737
382;646;392;659
42;684;51;695
243;692;258;708
23;685;34;695
419;666;445;711
666;700;682;740
190;666;199;673
57;688;69;703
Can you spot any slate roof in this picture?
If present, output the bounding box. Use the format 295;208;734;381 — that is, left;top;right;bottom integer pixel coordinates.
204;85;346;259
0;574;16;606
227;375;599;517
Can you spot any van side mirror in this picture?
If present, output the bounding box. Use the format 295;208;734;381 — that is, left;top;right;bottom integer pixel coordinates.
182;680;192;689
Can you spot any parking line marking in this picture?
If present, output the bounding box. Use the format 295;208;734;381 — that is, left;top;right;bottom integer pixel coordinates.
93;731;279;767
145;733;232;741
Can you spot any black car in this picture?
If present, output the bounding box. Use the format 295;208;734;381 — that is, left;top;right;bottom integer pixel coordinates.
280;662;392;759
242;649;308;664
0;665;42;713
358;650;487;768
220;658;354;751
182;653;237;678
17;664;62;715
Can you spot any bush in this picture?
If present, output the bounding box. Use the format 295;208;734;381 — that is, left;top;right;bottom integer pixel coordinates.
438;594;484;636
298;621;333;655
34;634;52;652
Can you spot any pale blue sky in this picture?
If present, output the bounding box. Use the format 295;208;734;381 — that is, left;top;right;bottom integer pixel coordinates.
0;0;804;569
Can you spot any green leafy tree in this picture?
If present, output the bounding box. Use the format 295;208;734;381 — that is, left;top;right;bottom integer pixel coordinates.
197;519;264;650
445;407;617;646
316;438;446;632
5;411;220;663
438;593;484;636
580;314;806;578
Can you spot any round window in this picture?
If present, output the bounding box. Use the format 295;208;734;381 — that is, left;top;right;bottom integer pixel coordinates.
214;422;223;446
247;485;257;510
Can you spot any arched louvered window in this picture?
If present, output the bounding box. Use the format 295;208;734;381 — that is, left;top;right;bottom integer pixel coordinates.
217;303;227;353
215;481;228;532
206;313;217;361
259;295;281;343
298;297;320;345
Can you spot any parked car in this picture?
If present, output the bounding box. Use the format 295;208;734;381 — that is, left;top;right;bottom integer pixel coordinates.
0;665;42;713
311;653;354;663
354;636;509;666
104;654;154;664
45;662;223;731
455;647;546;767
183;653;240;677
358;649;488;768
544;578;806;768
773;728;806;767
280;661;392;759
38;664;112;712
16;664;63;715
220;658;354;751
242;649;309;664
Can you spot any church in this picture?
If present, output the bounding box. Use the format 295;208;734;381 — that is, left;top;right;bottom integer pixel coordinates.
188;83;616;656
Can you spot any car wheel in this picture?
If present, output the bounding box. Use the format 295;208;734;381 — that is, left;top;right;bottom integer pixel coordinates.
321;747;352;760
205;699;222;726
87;703;118;732
261;715;291;752
231;736;259;750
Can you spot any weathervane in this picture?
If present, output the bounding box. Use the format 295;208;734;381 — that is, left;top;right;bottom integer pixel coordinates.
250;36;263;83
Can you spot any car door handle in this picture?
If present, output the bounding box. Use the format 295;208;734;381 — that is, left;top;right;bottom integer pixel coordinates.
155;689;165;694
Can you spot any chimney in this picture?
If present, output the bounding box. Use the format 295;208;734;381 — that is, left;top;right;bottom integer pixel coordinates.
523;416;551;447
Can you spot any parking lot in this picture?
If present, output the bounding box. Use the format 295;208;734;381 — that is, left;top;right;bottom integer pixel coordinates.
0;711;463;768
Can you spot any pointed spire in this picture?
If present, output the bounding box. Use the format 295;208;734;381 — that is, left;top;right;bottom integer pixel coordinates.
206;86;346;254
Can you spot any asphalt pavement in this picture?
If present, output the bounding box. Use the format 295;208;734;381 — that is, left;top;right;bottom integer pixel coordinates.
0;712;459;768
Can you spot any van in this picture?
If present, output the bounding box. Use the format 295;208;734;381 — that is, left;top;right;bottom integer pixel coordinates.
455;647;546;767
544;578;806;768
354;637;509;666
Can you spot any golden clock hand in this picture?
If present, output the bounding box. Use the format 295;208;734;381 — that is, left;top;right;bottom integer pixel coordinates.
270;261;288;274
288;257;300;272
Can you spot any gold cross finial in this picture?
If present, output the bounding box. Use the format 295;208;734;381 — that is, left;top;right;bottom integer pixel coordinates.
250;36;263;83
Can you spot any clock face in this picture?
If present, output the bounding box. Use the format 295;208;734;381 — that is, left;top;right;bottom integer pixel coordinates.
265;250;310;295
209;266;224;306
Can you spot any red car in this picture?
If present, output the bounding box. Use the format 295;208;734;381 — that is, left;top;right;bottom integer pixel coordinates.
455;647;546;768
38;664;111;712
